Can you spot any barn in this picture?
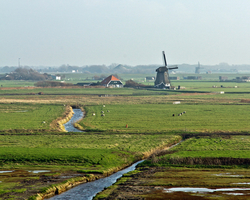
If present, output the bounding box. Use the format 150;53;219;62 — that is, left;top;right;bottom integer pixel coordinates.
101;75;123;88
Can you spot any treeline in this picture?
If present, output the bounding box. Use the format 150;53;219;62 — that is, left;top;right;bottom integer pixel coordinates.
3;63;250;74
0;68;51;81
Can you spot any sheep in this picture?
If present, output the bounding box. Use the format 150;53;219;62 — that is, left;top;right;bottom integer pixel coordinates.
103;105;105;107
101;111;104;113
172;114;175;117
183;111;186;114
92;113;96;116
101;114;105;117
178;113;182;116
107;110;110;112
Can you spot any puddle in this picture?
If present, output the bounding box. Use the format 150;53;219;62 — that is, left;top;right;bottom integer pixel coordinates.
223;193;246;196
0;171;13;173
28;170;50;173
214;173;243;177
163;187;250;194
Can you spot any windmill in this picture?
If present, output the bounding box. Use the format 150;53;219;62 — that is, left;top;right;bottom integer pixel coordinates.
154;51;178;88
195;62;203;74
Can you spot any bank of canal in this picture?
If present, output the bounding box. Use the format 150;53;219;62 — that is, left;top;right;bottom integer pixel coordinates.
63;108;83;132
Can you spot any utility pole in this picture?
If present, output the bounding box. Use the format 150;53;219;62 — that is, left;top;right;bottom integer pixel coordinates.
18;58;21;68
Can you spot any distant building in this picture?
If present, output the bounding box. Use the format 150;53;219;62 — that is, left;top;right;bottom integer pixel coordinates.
219;76;228;81
186;76;202;80
146;76;155;81
51;75;62;80
242;76;250;82
169;77;180;80
101;75;123;88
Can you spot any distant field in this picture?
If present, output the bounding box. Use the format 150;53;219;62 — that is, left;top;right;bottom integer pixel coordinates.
0;103;64;130
81;103;250;132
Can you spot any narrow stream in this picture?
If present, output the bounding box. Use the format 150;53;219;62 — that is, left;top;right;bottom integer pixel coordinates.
49;160;144;200
63;109;84;132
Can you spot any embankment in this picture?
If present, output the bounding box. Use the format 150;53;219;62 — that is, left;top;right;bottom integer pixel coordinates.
51;105;74;132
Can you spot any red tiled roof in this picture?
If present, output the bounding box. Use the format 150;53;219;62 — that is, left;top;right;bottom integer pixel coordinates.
101;75;120;85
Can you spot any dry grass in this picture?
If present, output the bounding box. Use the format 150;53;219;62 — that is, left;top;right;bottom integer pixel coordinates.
50;105;74;131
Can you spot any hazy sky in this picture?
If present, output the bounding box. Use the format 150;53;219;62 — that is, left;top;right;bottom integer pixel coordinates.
1;0;250;67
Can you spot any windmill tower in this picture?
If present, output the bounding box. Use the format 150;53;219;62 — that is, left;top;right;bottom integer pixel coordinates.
195;62;203;74
154;51;178;88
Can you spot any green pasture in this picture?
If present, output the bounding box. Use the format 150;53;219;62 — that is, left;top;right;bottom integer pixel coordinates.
0;80;36;87
81;103;250;132
166;136;250;159
0;147;130;169
0;103;64;130
0;134;180;170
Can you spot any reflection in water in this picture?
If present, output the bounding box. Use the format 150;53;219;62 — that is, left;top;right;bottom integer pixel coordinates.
28;170;51;173
49;160;144;200
63;109;84;132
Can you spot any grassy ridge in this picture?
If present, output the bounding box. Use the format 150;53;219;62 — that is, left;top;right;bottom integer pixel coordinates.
0;148;132;169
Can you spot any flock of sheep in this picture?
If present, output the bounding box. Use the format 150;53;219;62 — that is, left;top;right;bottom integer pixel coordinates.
92;105;109;117
173;111;186;117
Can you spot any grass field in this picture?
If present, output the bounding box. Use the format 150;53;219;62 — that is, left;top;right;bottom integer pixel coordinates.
0;103;65;131
81;103;250;132
163;135;250;159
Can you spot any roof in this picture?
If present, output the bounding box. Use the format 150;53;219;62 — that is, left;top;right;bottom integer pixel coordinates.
101;75;120;85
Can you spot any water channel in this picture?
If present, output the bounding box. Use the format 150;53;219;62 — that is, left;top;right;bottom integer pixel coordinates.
63;109;84;132
49;160;144;200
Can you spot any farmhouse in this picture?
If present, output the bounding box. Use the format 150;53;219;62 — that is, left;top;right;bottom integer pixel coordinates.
101;75;123;88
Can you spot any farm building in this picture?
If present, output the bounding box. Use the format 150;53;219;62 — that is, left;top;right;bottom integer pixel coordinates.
219;76;228;81
184;76;202;80
51;75;62;80
169;76;180;80
146;76;155;81
101;75;123;88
